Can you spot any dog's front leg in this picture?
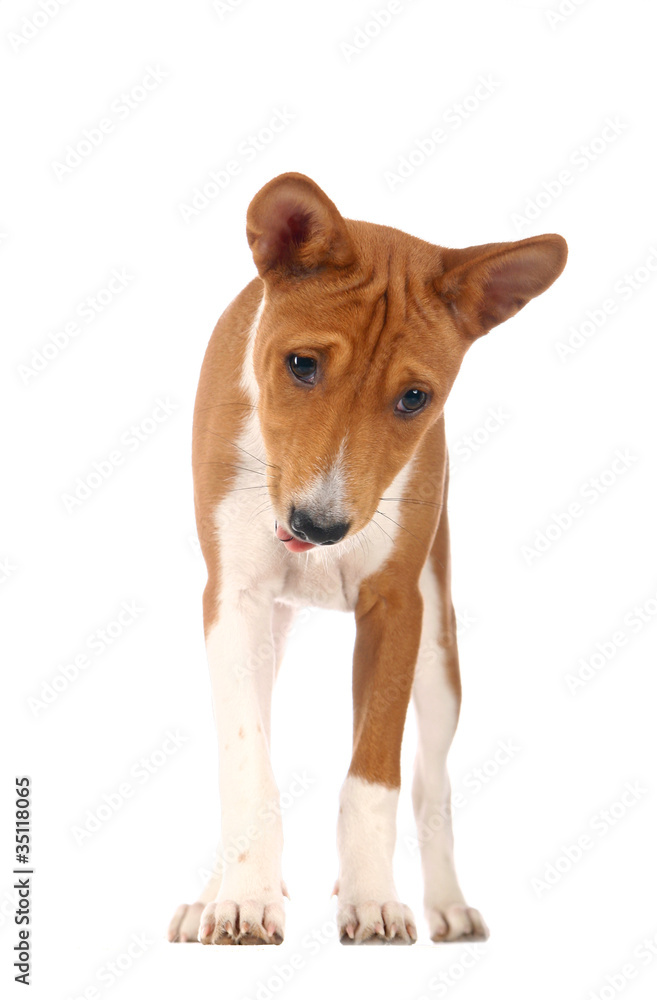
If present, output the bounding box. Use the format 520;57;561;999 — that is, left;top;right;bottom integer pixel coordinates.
198;588;286;946
336;575;422;944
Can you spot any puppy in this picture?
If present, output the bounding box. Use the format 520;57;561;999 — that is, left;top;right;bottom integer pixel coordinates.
168;172;567;945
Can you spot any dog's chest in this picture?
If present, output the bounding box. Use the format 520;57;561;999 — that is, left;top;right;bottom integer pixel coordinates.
277;545;376;612
214;461;398;613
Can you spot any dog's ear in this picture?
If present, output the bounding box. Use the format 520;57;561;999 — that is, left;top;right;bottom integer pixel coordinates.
435;234;567;340
246;173;355;278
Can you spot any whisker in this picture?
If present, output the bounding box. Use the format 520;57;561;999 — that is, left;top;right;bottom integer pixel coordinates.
251;506;274;528
370;516;394;545
253;503;273;516
196;461;270;477
249;501;274;526
222;485;271;493
195;401;257;413
379;497;442;510
252;501;273;516
201;430;279;469
362;523;375;555
375;508;421;542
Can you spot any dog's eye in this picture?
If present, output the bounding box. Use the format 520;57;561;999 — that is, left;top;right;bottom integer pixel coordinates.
288;355;317;383
396;389;428;414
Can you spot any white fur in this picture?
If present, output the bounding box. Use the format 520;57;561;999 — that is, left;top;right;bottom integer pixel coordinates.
335;776;417;942
412;559;463;906
410;559;489;940
240;292;265;399
298;435;349;523
205;609;282;901
336;775;399;902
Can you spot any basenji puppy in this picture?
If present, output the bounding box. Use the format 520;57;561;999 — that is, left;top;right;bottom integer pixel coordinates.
168;173;567;946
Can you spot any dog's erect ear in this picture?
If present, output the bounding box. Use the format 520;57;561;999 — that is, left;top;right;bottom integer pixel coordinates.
436;234;567;340
246;173;355;278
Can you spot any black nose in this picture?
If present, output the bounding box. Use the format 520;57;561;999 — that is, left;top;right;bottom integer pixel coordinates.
289;508;350;545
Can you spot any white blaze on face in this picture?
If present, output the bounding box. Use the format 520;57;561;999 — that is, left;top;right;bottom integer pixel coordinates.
240;292;265;406
296;436;350;524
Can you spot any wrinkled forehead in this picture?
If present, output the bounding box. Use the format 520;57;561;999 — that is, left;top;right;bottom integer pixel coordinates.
257;230;457;381
267;220;444;305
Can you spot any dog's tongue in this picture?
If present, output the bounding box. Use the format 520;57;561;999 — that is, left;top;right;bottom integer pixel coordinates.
275;522;316;553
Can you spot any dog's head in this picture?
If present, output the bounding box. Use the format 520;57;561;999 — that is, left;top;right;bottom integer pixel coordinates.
246;173;567;552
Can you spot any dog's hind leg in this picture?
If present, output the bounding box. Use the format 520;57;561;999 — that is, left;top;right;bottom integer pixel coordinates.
411;501;489;943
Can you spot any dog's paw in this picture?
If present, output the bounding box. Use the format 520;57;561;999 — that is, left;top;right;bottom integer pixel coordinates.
427;903;489;943
198;897;285;945
167;902;205;943
337;900;417;945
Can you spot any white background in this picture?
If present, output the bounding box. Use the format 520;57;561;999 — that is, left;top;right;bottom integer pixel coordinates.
2;1;656;998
